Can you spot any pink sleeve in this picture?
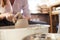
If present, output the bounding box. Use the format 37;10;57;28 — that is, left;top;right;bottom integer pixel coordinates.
12;0;21;14
4;0;13;13
22;0;31;17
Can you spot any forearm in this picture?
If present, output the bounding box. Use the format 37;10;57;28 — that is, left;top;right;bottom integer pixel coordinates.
22;0;31;20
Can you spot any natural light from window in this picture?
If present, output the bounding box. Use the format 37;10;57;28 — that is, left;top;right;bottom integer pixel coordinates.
28;0;59;13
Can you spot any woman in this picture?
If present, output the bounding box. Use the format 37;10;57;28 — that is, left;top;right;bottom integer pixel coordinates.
0;0;14;26
12;0;31;20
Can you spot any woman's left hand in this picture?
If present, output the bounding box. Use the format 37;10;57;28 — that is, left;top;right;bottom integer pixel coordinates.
5;13;17;23
5;13;14;22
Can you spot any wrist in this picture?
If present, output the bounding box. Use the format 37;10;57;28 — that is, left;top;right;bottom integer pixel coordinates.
23;16;31;20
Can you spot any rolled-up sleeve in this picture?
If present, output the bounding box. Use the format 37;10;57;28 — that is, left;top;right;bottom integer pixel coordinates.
13;0;20;14
22;0;31;17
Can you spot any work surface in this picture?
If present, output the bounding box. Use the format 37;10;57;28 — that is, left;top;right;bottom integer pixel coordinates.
0;24;49;40
0;24;50;29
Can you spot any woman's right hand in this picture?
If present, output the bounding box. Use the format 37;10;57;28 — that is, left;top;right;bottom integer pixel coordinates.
0;14;6;20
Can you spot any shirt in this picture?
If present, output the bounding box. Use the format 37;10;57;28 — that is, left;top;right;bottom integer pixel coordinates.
0;0;13;13
5;0;13;13
13;0;30;17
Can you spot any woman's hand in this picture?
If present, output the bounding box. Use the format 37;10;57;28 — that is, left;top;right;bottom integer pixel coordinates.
6;14;13;22
5;13;17;23
22;15;31;20
0;14;6;20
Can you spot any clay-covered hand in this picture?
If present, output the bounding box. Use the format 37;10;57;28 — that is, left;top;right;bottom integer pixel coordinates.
12;16;17;23
23;15;31;20
0;14;6;20
5;13;17;23
5;13;14;22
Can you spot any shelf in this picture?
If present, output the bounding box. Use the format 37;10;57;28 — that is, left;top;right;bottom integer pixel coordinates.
31;13;49;15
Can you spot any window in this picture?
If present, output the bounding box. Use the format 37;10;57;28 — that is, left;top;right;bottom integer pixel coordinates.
28;0;58;13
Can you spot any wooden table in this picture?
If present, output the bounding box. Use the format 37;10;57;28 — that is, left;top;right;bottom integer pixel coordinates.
49;3;60;33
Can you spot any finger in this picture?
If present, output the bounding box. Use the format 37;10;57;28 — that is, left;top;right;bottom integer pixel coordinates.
12;17;17;23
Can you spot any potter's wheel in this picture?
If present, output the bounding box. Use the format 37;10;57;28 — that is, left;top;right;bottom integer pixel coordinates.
0;24;50;29
0;24;50;40
23;33;60;40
